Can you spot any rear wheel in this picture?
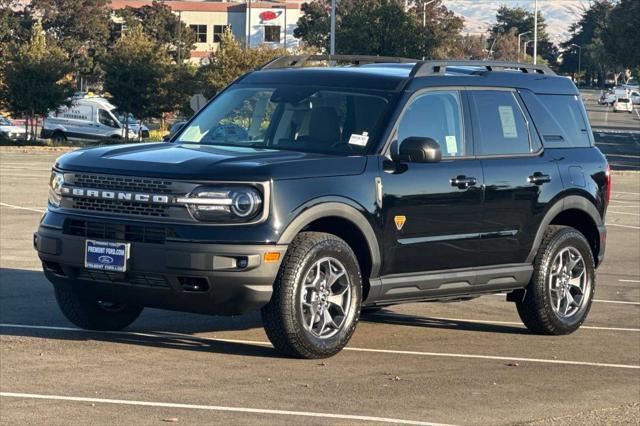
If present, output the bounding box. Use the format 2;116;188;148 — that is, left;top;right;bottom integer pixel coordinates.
261;232;362;358
54;285;143;331
51;131;66;144
516;225;595;335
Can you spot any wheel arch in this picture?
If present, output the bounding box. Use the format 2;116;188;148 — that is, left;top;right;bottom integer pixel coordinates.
276;201;381;298
527;195;604;266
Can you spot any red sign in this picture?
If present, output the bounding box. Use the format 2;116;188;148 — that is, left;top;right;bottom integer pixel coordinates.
259;10;282;22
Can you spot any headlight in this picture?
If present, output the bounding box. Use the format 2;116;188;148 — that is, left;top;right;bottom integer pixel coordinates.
178;186;263;223
48;171;65;206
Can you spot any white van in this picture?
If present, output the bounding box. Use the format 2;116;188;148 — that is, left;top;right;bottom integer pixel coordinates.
42;97;142;142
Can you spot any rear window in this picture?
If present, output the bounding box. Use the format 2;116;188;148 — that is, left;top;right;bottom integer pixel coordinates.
617;98;629;103
520;92;592;148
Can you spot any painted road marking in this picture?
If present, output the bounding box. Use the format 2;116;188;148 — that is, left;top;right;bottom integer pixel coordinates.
0;392;449;426
609;200;640;205
619;279;640;283
1;323;638;370
607;210;640;216
489;294;639;305
606;223;640;230
0;203;45;213
368;313;640;332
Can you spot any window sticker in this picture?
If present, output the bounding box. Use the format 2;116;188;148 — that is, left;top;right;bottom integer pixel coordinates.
348;132;369;146
445;135;458;154
498;105;518;138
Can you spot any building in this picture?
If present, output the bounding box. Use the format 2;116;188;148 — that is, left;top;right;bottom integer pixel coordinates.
109;1;304;64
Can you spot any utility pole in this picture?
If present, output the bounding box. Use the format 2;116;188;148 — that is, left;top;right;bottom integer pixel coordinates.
517;31;530;62
177;10;182;64
330;0;336;55
533;0;538;64
247;0;251;49
571;44;582;86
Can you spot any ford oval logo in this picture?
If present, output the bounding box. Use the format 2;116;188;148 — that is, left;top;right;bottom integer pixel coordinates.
98;255;114;264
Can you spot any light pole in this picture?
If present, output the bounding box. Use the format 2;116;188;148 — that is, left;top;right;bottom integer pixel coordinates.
422;0;437;27
330;0;336;55
517;31;530;62
570;43;581;85
533;0;538;64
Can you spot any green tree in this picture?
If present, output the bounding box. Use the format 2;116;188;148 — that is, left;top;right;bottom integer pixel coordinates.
196;30;287;99
294;0;463;59
0;23;75;140
604;0;640;70
102;25;174;141
460;34;486;60
560;1;615;87
489;6;557;65
0;0;34;58
114;0;196;63
29;0;111;80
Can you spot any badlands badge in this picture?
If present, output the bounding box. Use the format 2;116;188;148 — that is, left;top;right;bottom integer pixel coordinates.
394;215;406;231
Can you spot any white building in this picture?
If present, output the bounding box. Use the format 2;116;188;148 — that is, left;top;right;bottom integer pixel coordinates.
110;1;304;64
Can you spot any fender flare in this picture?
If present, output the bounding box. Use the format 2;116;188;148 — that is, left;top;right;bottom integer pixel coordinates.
277;201;381;278
526;195;604;263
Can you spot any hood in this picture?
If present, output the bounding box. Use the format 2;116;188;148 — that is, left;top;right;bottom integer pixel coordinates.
55;142;368;181
0;125;26;133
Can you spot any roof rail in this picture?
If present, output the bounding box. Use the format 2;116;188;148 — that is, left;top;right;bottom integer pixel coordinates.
261;54;416;70
410;60;556;77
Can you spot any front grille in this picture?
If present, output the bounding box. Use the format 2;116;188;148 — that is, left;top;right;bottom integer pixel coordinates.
64;219;171;244
71;198;170;217
73;173;174;194
75;269;169;289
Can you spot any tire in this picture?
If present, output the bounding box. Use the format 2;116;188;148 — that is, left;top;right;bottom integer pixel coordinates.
516;225;595;335
54;285;143;331
51;131;66;144
261;232;362;359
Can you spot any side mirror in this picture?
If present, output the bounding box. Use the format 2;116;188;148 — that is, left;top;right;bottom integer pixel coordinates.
393;137;441;163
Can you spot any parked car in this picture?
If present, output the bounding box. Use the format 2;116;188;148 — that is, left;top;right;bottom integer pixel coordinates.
0;115;31;141
162;121;186;142
115;112;150;138
42;97;139;142
598;90;616;105
612;97;634;113
35;57;609;359
623;78;639;91
629;90;640;105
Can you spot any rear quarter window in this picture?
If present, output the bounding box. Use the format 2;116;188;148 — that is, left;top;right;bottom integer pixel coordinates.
520;92;592;148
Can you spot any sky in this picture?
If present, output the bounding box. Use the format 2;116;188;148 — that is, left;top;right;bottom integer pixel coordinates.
442;0;590;43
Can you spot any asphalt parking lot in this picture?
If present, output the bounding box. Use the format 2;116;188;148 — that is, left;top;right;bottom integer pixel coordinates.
0;147;638;425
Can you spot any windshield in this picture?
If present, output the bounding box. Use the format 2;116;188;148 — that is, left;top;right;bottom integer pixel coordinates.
175;85;391;155
114;110;138;125
0;116;11;126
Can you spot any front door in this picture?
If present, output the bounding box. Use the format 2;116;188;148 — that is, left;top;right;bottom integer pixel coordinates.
379;90;484;276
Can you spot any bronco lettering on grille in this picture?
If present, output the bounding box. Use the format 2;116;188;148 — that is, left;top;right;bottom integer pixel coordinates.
70;187;170;204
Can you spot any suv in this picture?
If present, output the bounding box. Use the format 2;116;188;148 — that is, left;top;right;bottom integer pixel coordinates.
35;57;610;359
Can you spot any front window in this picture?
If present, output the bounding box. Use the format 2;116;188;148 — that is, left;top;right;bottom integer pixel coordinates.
176;86;391;155
98;109;119;128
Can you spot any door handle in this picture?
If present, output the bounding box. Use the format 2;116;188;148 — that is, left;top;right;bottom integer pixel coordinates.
528;172;551;185
450;175;477;189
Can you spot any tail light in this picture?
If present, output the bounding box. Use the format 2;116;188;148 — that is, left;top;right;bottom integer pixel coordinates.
605;164;612;205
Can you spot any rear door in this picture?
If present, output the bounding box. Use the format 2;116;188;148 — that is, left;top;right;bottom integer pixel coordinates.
468;89;563;265
379;90;484;275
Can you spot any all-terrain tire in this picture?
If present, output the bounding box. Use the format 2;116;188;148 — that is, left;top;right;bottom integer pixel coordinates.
516;225;595;335
54;285;143;331
261;232;362;359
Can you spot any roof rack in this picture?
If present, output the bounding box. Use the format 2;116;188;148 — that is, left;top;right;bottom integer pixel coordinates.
410;60;555;77
261;54;416;70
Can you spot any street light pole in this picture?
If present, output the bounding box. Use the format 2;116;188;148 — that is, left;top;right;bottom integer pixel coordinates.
533;0;538;64
330;0;336;55
524;40;534;62
517;31;530;62
423;0;437;28
570;43;582;86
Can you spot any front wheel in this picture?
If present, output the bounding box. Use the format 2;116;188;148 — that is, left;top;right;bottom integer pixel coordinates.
516;225;595;335
54;285;143;331
261;232;362;358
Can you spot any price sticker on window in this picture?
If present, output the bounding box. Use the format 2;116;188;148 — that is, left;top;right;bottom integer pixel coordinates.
348;132;369;147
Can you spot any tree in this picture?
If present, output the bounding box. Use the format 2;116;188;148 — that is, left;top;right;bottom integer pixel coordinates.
293;0;463;59
0;23;75;140
114;0;196;63
196;29;288;99
29;0;111;79
460;34;486;60
492;28;520;62
604;0;640;70
489;6;557;65
0;0;34;58
102;25;174;141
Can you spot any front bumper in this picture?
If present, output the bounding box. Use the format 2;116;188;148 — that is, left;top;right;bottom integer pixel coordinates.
35;223;287;316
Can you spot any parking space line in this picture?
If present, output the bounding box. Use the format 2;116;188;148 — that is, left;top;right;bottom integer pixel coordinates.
0;202;45;213
619;279;640;283
612;191;640;195
607;210;640;216
1;323;638;370
606;223;640;229
609;200;640;205
0;392;448;426
368;313;640;332
593;299;640;305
